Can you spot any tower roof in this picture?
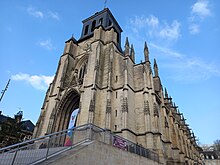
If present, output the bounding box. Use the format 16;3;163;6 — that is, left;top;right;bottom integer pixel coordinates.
82;8;122;32
79;8;122;42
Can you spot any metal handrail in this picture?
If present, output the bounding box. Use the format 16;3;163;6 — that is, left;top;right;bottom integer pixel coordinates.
0;123;159;165
0;123;90;152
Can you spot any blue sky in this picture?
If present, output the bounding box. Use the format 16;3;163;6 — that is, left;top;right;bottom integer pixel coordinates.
0;0;219;145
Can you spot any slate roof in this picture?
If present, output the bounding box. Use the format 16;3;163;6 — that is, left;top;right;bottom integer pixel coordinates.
0;114;35;133
21;120;35;132
0;114;10;123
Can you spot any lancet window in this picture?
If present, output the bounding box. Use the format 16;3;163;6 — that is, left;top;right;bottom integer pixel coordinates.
78;62;87;84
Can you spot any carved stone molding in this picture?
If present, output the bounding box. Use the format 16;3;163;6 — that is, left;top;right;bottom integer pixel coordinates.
106;99;112;113
122;97;128;112
144;100;150;115
154;102;159;117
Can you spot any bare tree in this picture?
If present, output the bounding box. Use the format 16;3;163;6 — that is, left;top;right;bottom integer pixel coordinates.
213;139;220;151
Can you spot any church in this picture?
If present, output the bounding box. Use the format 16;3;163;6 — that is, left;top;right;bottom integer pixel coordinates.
33;8;202;164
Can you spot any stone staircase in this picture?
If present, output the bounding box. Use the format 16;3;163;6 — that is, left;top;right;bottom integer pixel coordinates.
0;139;93;165
0;123;159;165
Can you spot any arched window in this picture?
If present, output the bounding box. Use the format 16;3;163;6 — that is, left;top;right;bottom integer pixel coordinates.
91;20;96;32
108;20;112;26
78;63;87;84
84;25;89;35
79;68;83;80
99;18;103;25
83;63;87;75
116;32;120;43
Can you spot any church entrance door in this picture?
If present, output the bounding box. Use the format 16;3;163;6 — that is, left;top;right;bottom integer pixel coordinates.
54;89;80;133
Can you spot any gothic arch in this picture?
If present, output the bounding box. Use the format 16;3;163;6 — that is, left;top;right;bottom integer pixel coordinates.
75;55;88;71
54;88;80;132
70;55;88;86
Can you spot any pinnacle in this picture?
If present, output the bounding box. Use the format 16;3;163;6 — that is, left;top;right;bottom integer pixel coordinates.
144;41;148;51
125;37;129;46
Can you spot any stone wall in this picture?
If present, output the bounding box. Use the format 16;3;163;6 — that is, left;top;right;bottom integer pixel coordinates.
40;141;159;165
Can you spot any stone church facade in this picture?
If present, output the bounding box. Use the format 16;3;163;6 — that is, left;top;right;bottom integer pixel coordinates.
33;8;202;165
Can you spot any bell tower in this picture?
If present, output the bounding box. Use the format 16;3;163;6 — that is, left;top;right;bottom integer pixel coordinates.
79;8;122;51
33;8;201;165
33;8;124;138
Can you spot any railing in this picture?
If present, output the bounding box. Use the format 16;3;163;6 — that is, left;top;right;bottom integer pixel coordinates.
88;124;159;162
0;123;159;165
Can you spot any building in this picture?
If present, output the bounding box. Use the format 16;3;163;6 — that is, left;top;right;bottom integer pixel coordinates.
200;148;220;165
0;111;35;148
203;151;220;165
33;8;202;164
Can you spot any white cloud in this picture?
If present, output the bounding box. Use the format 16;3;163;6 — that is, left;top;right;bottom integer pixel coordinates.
147;15;159;27
159;21;181;40
188;0;212;35
129;15;181;41
27;6;60;21
130;15;159;29
189;24;200;34
39;39;55;51
191;0;211;19
170;58;220;81
48;11;60;21
149;43;183;58
150;43;220;81
27;6;44;19
12;73;54;91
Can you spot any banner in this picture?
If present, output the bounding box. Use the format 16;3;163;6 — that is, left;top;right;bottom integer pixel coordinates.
64;108;79;146
113;136;127;150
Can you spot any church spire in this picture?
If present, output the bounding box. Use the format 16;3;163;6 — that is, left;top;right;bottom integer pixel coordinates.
144;41;149;62
124;37;130;56
154;58;159;77
130;44;135;62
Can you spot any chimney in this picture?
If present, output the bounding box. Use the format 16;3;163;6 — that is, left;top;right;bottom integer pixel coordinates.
14;111;23;123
